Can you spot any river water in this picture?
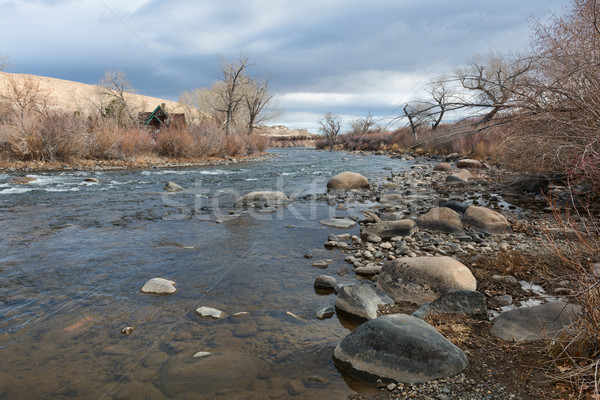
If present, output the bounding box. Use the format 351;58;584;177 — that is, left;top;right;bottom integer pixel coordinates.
0;148;412;399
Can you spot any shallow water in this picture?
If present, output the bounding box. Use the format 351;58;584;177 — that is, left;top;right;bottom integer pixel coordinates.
0;148;411;399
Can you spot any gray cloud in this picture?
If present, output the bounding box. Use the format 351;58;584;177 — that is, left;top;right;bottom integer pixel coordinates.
0;0;567;131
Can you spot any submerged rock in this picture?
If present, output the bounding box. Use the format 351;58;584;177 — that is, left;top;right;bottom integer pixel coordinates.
141;278;177;294
327;171;371;190
319;218;356;229
332;314;468;383
164;181;184;192
378;257;477;306
195;306;224;319
238;191;288;207
8;176;36;184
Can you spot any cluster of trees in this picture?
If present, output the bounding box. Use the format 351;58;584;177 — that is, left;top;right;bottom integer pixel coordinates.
320;0;600;178
399;0;600;175
179;55;277;136
0;55;274;161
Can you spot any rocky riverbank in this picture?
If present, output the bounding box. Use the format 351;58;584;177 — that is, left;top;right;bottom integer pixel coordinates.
308;154;581;399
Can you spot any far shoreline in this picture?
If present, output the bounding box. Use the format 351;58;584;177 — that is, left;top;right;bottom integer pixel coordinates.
0;152;274;174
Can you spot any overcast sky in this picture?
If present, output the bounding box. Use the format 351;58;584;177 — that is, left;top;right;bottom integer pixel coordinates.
1;0;567;132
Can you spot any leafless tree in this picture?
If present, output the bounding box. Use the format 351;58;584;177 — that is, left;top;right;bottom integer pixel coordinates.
349;111;378;136
244;73;277;135
456;52;532;124
0;74;50;127
0;54;9;71
214;55;251;135
319;112;341;145
96;70;137;126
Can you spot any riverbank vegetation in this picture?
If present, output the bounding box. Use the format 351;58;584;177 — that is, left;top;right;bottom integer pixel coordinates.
318;1;600;395
318;0;600;194
0;55;272;166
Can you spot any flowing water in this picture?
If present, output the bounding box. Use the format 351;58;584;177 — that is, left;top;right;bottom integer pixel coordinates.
0;148;412;399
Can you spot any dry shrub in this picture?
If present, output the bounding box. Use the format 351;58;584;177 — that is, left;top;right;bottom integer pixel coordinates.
245;134;268;154
156;126;193;158
85;118;122;159
118;128;153;157
37;113;86;161
543;204;600;396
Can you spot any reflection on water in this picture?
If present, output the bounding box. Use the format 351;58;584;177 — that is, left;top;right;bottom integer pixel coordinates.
0;149;410;399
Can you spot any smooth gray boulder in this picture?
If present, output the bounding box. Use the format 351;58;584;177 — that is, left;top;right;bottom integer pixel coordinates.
334;283;393;323
319;218;356;229
360;220;418;241
141;278;176;294
490;302;580;342
462;206;512;234
327;171;371;190
416;207;465;234
237;191;288;207
332;314;468;383
412;290;488;320
164;181;184;192
378;257;477;306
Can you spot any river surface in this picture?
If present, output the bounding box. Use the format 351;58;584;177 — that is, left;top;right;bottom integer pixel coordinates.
0;148;412;400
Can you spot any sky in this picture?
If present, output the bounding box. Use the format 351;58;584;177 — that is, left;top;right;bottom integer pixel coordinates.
1;0;568;133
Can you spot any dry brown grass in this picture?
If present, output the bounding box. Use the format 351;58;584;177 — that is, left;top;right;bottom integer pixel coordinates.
542;202;600;397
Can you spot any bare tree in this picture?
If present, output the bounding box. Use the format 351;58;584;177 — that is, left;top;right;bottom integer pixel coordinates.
349;111;377;136
319;112;341;145
0;74;50;127
0;53;9;71
426;78;454;130
96;70;137;126
244;73;277;135
214;55;251;134
403;102;432;140
456;52;532;124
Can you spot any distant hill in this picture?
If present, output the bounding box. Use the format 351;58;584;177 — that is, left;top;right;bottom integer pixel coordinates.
0;71;182;115
256;125;315;138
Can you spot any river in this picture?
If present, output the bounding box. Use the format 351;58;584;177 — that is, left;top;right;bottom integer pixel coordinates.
0;148;413;399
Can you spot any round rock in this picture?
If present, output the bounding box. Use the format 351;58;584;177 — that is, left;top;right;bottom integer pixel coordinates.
141;278;176;294
314;275;337;290
332;314;468;383
462;206;512;234
416;207;465;234
378;257;477;306
327;171;371;190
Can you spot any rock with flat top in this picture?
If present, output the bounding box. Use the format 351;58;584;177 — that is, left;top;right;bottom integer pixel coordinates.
360;220;418;241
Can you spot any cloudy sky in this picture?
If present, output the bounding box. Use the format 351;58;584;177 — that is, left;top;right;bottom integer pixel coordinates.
1;0;567;132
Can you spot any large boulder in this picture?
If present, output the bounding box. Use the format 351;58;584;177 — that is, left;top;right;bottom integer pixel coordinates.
440;200;469;214
237;191;288;207
378;257;477;306
334;283;393;323
412;290;488;320
360;220;418;241
416;207;465;234
462;206;512;234
456;159;482;169
490;301;580;342
332;314;468;383
327;171;371;190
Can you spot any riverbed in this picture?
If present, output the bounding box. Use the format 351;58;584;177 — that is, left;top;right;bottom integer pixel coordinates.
0;148;412;399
